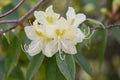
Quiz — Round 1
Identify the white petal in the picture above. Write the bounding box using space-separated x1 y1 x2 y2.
34 11 47 24
44 40 58 57
27 40 41 56
73 13 86 28
45 5 53 13
61 40 77 54
24 26 39 40
64 27 77 41
45 25 56 38
66 7 76 20
46 5 60 24
76 28 85 42
55 17 68 27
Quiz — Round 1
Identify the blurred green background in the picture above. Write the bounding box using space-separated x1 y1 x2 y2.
0 0 120 80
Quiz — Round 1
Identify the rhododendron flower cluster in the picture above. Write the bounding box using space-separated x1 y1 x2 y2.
24 5 86 58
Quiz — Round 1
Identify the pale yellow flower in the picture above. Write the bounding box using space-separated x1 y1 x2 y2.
34 5 60 25
24 6 87 58
24 20 51 57
66 7 86 28
45 17 83 58
66 7 86 42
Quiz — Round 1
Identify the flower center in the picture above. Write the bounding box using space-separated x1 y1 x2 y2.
35 29 44 38
55 29 66 37
34 28 52 42
46 16 53 24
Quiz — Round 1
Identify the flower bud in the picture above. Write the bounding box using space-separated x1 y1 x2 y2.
84 3 95 13
112 0 120 11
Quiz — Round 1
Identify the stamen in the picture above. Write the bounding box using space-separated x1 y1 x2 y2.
46 16 53 24
55 29 66 36
29 20 33 26
21 44 29 53
84 27 90 37
84 29 95 39
59 50 66 60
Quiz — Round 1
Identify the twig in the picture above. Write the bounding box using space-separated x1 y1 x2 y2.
19 0 48 22
0 20 18 24
0 0 119 35
106 24 120 29
0 0 25 18
0 24 18 34
90 24 120 30
0 0 48 35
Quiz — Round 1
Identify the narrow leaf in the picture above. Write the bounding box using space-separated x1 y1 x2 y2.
9 65 25 80
5 37 21 76
74 53 93 76
87 18 104 28
56 54 75 80
25 53 44 80
111 27 120 44
3 32 10 44
0 57 5 80
46 56 66 80
46 56 56 80
98 30 107 64
91 30 107 64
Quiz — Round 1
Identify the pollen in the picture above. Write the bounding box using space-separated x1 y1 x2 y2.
46 16 53 24
55 29 66 36
35 30 44 38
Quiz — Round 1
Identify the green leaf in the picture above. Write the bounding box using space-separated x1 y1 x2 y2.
46 56 57 80
56 67 66 80
74 53 93 76
25 53 44 80
0 57 5 80
91 29 107 64
87 18 104 28
3 32 10 44
46 56 56 80
97 30 107 64
0 35 9 49
111 27 120 44
46 56 66 80
8 65 24 80
5 36 21 76
56 54 75 80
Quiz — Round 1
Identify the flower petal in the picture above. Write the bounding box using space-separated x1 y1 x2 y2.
45 5 54 13
34 11 47 24
26 40 41 56
45 25 56 38
66 7 76 20
46 5 60 24
44 40 58 57
76 28 85 42
25 26 39 40
61 40 77 54
56 17 68 25
73 13 86 27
